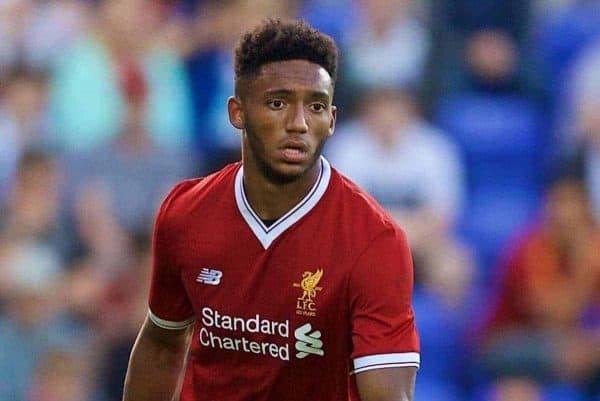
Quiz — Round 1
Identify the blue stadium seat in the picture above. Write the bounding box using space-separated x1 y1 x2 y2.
414 379 461 401
459 188 539 274
435 93 540 161
435 92 542 272
413 288 468 400
469 381 587 401
543 383 587 401
534 3 600 94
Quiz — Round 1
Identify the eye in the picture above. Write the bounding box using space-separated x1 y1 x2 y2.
268 100 285 110
309 103 326 112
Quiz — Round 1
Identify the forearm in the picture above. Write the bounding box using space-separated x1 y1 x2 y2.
356 367 416 401
123 319 192 401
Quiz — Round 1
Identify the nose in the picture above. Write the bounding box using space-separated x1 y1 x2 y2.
286 104 309 134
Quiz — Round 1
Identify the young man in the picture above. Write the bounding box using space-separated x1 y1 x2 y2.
123 19 419 401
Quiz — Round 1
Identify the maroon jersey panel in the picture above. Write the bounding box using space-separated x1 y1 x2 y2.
148 158 419 401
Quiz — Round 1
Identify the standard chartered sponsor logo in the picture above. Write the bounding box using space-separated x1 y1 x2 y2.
200 307 290 360
199 307 325 361
294 323 324 358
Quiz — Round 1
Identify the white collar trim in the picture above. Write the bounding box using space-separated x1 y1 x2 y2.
234 156 331 249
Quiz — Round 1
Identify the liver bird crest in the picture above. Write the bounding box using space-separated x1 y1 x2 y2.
294 269 323 300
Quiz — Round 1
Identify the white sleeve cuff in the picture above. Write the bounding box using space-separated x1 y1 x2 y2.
148 309 195 330
351 352 420 375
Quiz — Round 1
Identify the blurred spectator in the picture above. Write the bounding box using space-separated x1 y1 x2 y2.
481 176 600 398
0 150 84 401
50 0 192 152
435 29 543 272
0 123 18 206
68 184 133 277
98 233 152 400
184 0 297 171
27 349 94 401
0 0 88 74
426 0 532 103
531 1 600 159
565 38 600 222
0 68 53 204
463 30 521 92
490 378 543 401
46 230 152 401
0 239 88 401
342 0 429 92
55 230 150 400
431 0 530 40
300 0 358 46
63 66 194 235
329 88 468 282
0 150 74 264
329 88 465 238
532 1 600 104
0 68 53 148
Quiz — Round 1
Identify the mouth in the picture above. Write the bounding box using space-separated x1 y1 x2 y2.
279 141 310 164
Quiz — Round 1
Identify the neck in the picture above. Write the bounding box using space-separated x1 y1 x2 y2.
242 158 322 221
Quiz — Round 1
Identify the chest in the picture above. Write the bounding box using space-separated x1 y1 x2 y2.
178 223 356 370
182 234 348 323
175 220 352 332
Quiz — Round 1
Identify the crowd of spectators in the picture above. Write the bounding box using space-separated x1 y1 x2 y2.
1 1 600 400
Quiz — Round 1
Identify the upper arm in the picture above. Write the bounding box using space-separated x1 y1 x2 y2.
355 367 417 401
148 183 196 329
349 227 420 376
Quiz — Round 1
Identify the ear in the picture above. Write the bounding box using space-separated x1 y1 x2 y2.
328 105 337 137
228 96 245 130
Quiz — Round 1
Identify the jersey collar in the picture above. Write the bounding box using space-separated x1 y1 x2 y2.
234 156 331 249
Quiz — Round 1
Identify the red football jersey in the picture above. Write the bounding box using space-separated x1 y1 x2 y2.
149 157 420 401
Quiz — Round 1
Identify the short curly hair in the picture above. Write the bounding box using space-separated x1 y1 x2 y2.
234 19 338 95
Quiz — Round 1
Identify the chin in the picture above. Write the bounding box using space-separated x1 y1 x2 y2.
266 163 308 184
259 158 316 184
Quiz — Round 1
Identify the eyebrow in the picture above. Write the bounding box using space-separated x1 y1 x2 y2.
263 88 331 100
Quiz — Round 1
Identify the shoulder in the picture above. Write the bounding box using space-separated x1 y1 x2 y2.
329 167 406 244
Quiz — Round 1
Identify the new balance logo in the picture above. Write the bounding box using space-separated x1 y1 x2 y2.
294 323 325 359
196 268 223 285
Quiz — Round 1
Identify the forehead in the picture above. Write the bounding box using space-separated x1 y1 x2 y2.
249 60 333 96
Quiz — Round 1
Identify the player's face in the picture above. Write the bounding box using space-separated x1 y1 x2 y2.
229 60 336 184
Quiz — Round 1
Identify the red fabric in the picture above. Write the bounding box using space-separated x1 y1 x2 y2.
486 227 600 334
148 164 419 401
118 59 147 106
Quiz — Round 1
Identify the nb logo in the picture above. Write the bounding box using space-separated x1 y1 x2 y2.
294 323 325 359
196 268 223 285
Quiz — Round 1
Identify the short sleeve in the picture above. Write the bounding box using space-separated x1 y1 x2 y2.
148 182 195 330
349 228 420 374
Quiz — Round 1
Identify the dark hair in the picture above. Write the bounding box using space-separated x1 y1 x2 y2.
234 19 338 94
18 149 55 172
1 65 48 98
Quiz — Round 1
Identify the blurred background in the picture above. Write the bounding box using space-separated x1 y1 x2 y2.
1 0 600 400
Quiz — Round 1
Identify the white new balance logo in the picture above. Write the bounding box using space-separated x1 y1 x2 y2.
294 323 325 359
196 268 223 285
